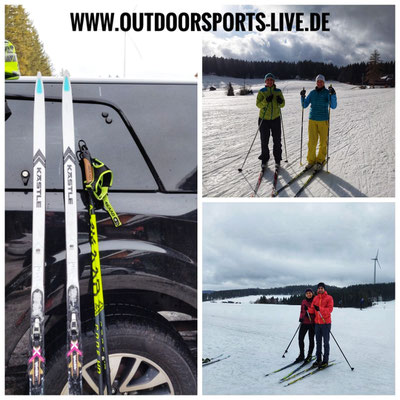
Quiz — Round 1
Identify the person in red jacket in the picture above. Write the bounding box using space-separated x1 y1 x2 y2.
295 288 315 363
308 282 334 368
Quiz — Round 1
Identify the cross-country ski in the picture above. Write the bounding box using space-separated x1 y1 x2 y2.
62 73 83 395
28 72 46 395
284 361 338 387
203 355 231 367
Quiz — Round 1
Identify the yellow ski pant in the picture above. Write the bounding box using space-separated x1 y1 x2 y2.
307 119 329 164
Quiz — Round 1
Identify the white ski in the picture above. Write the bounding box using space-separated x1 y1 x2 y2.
28 72 46 395
62 73 83 394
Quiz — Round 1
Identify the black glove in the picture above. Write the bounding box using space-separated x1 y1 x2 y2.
304 305 308 311
329 86 336 95
314 305 320 312
299 318 303 323
266 94 273 102
276 96 283 104
300 89 306 97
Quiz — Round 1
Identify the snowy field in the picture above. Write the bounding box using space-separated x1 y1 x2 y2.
203 300 394 395
202 76 395 197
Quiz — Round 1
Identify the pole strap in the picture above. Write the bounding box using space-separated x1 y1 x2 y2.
85 159 121 228
77 140 122 228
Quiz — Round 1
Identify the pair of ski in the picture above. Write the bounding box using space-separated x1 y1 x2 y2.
251 164 280 197
265 357 336 386
271 159 328 197
283 360 337 387
28 73 111 395
202 354 231 367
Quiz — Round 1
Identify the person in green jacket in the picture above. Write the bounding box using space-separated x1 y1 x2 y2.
256 73 285 168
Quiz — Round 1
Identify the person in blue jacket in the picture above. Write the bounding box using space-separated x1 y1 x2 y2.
300 74 337 171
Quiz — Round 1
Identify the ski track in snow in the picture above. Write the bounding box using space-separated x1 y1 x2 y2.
202 77 395 197
203 300 394 395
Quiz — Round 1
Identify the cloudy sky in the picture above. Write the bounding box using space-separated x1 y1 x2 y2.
203 202 395 291
203 5 395 66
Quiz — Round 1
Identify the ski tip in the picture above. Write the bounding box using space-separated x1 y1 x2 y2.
63 75 71 92
36 72 43 94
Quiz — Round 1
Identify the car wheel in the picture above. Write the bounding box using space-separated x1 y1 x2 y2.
45 314 197 395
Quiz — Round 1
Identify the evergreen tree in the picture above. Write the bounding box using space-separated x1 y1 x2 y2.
366 50 382 86
5 5 53 76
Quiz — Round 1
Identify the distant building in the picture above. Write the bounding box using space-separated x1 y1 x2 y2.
375 74 395 87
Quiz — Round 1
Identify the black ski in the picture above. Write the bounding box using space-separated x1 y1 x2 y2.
279 356 316 382
265 360 302 377
272 167 310 197
294 160 327 198
284 362 337 387
202 353 223 364
203 355 230 367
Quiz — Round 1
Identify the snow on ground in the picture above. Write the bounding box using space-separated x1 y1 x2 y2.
202 76 395 197
203 300 394 395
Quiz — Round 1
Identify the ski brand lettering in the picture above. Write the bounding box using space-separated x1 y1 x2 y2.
67 165 74 204
35 167 42 207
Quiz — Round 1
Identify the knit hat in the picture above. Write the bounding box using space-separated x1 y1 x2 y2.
264 73 276 81
316 74 325 83
305 288 313 294
317 282 326 289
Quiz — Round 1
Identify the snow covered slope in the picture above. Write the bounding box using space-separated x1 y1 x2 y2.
202 77 395 197
203 300 394 395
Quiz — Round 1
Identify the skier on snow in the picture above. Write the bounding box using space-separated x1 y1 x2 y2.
295 288 315 363
300 74 337 171
256 73 285 169
308 282 334 369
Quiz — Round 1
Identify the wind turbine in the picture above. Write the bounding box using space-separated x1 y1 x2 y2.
371 249 382 284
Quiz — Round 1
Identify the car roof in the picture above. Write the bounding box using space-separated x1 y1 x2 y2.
9 76 197 85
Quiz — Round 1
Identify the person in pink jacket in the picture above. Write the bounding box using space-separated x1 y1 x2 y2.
295 288 315 363
308 282 334 368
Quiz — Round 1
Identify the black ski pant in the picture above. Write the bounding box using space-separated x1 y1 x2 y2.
298 323 315 358
315 323 331 363
258 116 282 164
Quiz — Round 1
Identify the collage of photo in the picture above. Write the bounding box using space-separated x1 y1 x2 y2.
4 2 396 397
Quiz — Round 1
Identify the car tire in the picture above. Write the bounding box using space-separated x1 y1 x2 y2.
44 313 197 395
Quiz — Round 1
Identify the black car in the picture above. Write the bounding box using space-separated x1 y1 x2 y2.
5 77 197 395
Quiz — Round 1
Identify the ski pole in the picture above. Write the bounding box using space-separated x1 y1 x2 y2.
317 310 354 371
326 85 332 173
300 88 305 166
330 331 354 371
77 141 113 395
280 109 288 163
282 323 301 358
238 108 266 172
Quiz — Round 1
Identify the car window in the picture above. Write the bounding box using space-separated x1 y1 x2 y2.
5 95 157 191
97 83 198 192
